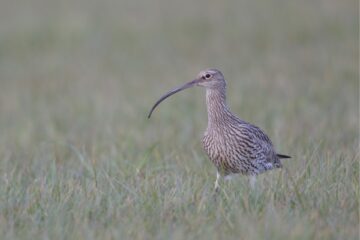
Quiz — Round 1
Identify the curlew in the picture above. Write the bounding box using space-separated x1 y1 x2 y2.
148 69 290 191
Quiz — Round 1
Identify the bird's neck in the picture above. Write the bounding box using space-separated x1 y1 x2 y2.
206 87 231 127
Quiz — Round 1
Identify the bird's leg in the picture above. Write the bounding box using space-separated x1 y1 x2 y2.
214 171 221 193
249 175 257 189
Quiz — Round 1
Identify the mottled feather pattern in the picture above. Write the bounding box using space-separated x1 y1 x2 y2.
202 83 282 176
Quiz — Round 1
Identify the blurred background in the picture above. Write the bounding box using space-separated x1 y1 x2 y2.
0 0 358 239
0 0 357 147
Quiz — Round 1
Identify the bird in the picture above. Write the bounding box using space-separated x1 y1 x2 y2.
148 69 290 191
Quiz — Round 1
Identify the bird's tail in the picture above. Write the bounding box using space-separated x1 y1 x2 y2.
277 154 291 159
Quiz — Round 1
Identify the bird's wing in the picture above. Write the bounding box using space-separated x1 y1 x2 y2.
235 123 278 163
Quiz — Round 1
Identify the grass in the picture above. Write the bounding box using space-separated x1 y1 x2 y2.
0 0 358 239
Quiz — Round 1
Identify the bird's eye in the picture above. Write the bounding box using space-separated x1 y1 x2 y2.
205 74 211 79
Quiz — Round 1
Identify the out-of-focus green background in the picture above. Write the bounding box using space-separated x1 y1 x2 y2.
0 0 358 239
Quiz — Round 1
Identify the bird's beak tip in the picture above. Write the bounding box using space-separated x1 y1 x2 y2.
147 79 198 119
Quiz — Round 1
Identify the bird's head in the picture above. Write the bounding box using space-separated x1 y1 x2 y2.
195 69 226 89
148 69 226 118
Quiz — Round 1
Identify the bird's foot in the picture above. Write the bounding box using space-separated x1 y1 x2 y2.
214 183 220 193
212 171 221 199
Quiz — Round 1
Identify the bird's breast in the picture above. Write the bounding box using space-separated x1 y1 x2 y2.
202 126 259 175
202 129 237 163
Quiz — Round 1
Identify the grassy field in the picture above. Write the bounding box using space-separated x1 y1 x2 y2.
0 0 358 239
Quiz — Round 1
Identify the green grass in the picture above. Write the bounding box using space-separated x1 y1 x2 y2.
0 0 358 239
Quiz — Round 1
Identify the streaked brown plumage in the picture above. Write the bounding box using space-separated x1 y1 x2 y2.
148 69 290 190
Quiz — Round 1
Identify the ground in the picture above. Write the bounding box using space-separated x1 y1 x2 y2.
0 0 358 239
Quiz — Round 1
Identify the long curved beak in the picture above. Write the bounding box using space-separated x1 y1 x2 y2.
148 79 199 118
